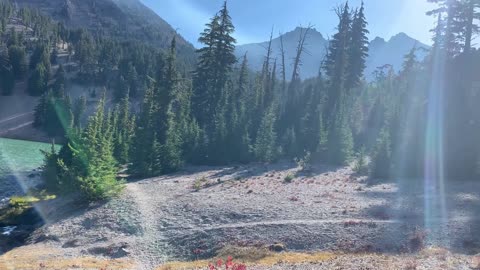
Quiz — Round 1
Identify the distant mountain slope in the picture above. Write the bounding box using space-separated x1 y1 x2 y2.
235 27 329 80
365 33 429 79
11 0 195 58
235 28 430 80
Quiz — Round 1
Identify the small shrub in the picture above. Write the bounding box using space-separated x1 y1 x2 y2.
193 177 208 191
295 151 312 172
268 243 286 252
208 256 247 270
353 147 368 175
283 173 294 183
404 260 417 270
408 228 427 252
370 128 392 179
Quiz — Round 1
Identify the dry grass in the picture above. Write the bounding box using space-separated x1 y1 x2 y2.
0 245 135 270
157 246 336 270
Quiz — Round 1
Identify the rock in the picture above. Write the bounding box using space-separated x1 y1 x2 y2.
63 239 82 248
269 243 286 252
34 233 60 243
88 242 130 258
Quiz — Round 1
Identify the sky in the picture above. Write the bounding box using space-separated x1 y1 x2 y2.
141 0 437 47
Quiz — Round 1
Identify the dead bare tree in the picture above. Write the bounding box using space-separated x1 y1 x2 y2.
290 24 313 84
264 27 274 72
279 32 287 93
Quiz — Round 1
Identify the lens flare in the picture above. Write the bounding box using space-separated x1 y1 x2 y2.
423 43 448 245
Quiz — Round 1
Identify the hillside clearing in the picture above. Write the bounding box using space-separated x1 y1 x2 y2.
9 162 478 269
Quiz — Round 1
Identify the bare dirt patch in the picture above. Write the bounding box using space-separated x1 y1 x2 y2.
9 162 480 269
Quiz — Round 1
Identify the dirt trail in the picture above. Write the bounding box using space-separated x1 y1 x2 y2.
126 183 173 269
0 112 33 124
0 121 34 135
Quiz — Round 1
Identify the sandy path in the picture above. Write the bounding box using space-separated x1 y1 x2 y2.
0 121 34 135
0 112 34 125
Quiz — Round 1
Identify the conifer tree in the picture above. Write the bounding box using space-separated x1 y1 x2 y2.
0 47 15 95
346 2 369 90
72 95 86 128
130 85 161 177
28 63 48 96
324 2 352 119
73 92 123 200
370 127 392 178
254 106 278 162
193 1 236 124
327 99 354 165
157 37 188 172
192 1 237 163
113 93 135 164
8 45 27 80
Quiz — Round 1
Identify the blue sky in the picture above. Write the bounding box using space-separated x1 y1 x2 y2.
141 0 436 47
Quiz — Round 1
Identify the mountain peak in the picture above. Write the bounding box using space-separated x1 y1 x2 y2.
370 37 386 45
236 27 429 80
284 26 324 39
389 32 412 42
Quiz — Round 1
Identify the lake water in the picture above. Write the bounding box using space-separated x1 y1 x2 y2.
0 138 56 250
0 138 60 204
0 138 56 178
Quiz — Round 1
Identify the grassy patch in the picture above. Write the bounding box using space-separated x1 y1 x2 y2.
0 193 56 224
157 247 336 270
0 245 135 270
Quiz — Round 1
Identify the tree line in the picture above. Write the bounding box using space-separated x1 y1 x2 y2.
1 0 479 201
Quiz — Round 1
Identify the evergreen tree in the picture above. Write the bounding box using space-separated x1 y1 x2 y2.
33 90 73 136
327 99 354 165
193 1 236 126
113 93 135 164
130 86 161 177
28 63 49 96
73 92 123 200
192 1 237 163
0 47 15 95
370 127 392 178
346 2 369 90
72 95 87 128
324 2 352 119
254 106 278 162
8 45 27 80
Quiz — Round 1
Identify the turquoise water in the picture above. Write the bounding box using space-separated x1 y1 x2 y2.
0 138 58 178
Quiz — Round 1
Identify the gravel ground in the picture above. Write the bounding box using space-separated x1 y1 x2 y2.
18 162 480 269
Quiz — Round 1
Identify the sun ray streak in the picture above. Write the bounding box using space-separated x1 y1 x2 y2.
424 44 448 245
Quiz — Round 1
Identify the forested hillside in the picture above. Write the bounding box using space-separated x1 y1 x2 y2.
11 0 196 63
1 0 480 202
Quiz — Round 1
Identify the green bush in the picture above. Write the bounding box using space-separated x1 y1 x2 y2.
193 177 208 191
353 147 368 175
284 173 294 183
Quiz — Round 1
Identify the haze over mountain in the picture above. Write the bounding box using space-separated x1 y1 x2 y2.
235 27 430 80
